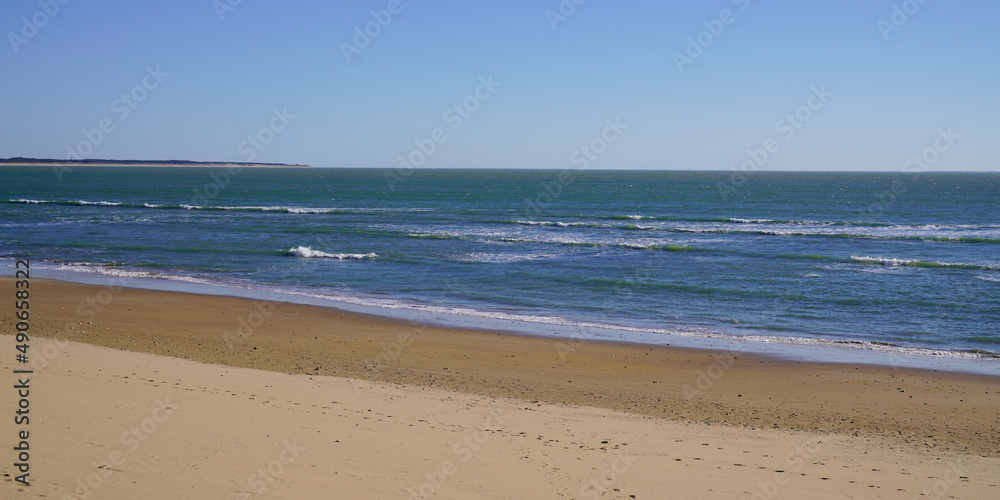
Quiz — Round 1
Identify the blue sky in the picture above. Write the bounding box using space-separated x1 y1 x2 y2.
1 0 997 170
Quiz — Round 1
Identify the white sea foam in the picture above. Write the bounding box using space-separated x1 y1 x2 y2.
57 263 156 280
269 288 993 360
171 205 433 214
219 205 282 211
515 220 605 228
661 221 1000 243
281 206 433 214
77 200 122 206
455 252 556 264
12 199 45 204
286 208 330 214
517 220 576 227
850 256 916 266
727 218 839 226
287 246 377 260
729 218 774 223
39 263 219 286
849 255 1000 270
619 243 652 250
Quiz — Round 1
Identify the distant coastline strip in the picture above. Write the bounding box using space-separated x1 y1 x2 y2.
0 157 312 168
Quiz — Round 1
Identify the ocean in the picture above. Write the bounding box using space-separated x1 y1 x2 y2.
2 166 999 371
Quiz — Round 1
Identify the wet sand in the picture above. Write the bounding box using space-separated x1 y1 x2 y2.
2 278 999 498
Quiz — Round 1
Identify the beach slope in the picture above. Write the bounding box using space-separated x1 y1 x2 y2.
1 278 999 498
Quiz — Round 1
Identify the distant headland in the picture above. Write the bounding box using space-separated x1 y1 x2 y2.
0 157 313 168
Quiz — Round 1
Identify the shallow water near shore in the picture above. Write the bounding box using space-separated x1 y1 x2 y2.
2 166 999 372
14 268 999 376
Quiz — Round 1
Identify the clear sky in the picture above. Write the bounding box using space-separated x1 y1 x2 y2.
1 0 997 170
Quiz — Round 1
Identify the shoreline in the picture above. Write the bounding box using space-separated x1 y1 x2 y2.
3 277 998 459
23 266 1000 376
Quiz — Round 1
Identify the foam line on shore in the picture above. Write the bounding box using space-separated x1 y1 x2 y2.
10 264 1000 376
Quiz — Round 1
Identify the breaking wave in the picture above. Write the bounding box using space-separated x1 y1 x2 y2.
286 246 377 260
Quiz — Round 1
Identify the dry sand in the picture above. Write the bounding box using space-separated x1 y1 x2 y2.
2 278 999 498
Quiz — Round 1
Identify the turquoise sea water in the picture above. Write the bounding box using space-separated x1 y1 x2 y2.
2 166 999 367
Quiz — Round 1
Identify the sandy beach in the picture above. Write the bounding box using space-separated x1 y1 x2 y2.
2 278 999 498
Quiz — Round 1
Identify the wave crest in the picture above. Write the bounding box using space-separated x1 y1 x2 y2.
287 246 377 260
850 255 999 271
